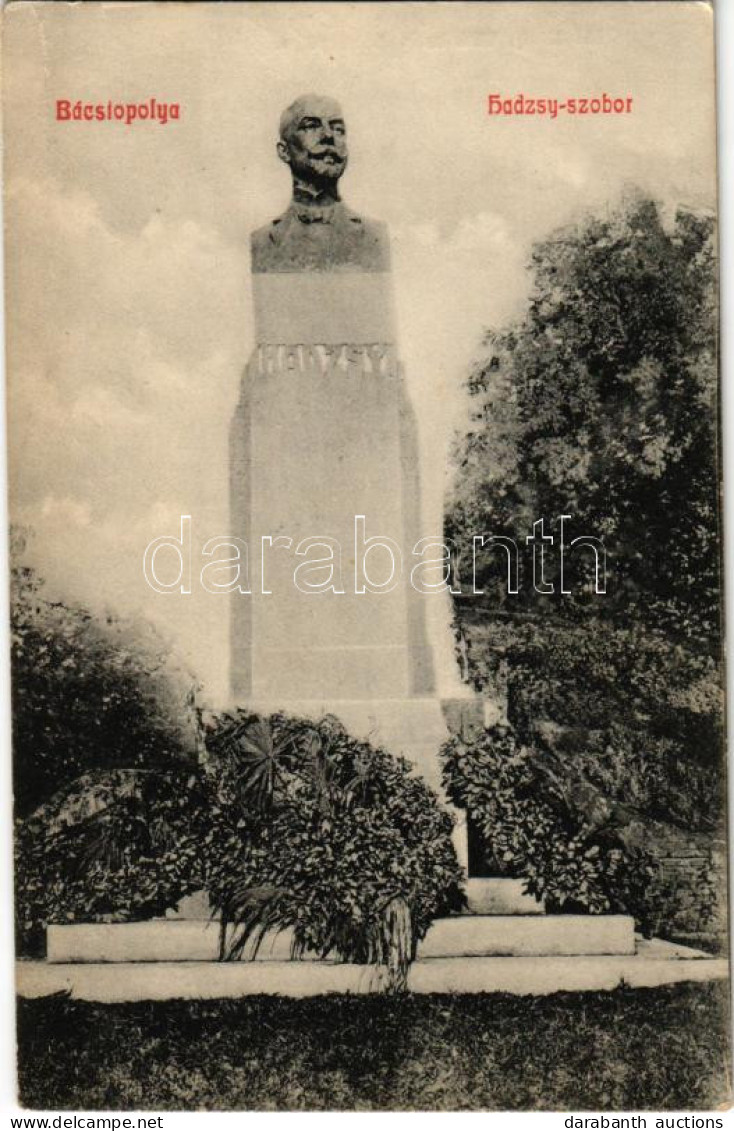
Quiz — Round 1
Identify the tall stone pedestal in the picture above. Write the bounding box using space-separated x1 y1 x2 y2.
228 236 480 876
230 270 434 702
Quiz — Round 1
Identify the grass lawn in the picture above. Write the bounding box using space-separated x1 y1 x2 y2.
17 982 731 1111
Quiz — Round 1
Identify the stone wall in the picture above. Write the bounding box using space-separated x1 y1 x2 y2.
653 846 728 952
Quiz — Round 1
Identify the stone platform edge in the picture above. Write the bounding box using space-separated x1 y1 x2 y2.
47 914 636 963
17 943 728 1002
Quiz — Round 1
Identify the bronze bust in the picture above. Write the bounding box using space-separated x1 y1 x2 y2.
251 94 390 273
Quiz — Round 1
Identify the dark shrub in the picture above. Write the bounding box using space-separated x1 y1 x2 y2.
441 723 658 929
202 711 463 988
15 768 207 955
16 710 463 988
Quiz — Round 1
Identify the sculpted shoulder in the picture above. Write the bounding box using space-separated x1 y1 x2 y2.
250 216 284 267
342 208 390 262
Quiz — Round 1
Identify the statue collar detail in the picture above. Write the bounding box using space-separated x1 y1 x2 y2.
288 200 342 225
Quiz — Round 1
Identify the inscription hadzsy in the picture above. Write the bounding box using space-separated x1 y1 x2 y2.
251 343 398 379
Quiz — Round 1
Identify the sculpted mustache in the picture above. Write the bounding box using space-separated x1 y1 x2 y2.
310 150 345 161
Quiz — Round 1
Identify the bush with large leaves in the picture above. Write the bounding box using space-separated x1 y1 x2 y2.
443 196 723 939
440 723 657 930
446 196 723 838
202 711 463 988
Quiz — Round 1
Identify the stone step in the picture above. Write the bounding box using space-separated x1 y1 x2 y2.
18 945 728 1002
47 913 635 964
422 914 634 957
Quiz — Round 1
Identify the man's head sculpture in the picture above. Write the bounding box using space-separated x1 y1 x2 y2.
250 93 388 272
276 95 348 193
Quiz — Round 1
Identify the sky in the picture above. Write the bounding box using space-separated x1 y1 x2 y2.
3 0 717 702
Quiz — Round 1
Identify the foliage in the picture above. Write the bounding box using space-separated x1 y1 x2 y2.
441 723 658 929
640 860 720 943
445 197 723 937
447 197 719 646
202 711 463 988
11 536 462 978
16 708 463 986
15 768 208 955
10 529 200 818
459 613 725 834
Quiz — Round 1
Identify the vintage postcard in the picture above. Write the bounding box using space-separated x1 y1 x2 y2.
3 0 729 1113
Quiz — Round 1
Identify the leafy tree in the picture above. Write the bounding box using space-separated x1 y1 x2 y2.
446 197 724 932
12 536 462 983
448 196 719 645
